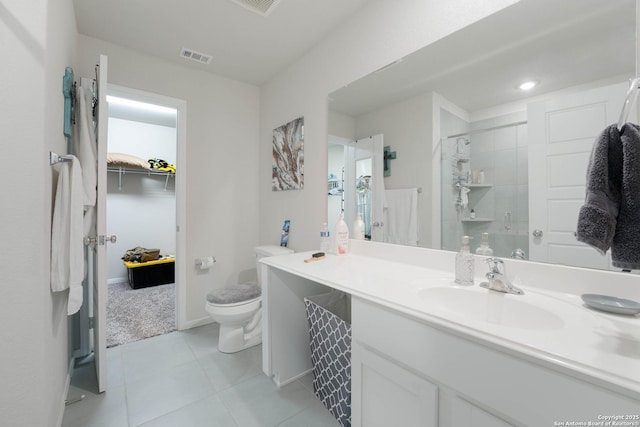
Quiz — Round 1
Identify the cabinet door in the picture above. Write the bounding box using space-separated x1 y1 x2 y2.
352 343 438 427
452 396 513 427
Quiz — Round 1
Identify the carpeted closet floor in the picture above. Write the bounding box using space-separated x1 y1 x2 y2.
107 282 176 347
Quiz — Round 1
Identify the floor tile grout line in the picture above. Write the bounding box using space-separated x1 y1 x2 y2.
217 391 242 427
130 389 221 427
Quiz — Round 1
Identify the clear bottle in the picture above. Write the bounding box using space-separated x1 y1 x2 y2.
455 235 474 286
352 212 365 240
475 232 494 256
470 209 476 219
320 222 331 253
334 212 350 255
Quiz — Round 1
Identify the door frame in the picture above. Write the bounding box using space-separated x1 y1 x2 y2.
107 84 188 329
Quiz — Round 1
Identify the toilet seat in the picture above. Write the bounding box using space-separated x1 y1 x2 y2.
206 282 260 306
206 296 260 309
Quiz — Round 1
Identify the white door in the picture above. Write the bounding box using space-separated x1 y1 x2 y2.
93 54 109 392
528 82 628 269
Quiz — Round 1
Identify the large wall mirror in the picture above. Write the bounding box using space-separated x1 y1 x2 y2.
327 0 636 271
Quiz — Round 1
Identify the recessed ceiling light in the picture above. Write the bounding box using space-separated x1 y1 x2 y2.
518 80 538 91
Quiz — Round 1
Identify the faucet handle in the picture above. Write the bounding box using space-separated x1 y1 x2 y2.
485 257 504 274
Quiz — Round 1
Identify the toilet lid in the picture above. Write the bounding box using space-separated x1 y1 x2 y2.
206 282 260 305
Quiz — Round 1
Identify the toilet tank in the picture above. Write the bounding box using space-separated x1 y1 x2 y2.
255 246 294 285
254 245 294 263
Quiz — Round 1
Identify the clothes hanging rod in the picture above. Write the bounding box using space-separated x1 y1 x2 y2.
445 120 528 140
49 151 73 165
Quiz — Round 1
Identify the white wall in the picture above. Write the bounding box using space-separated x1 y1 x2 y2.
76 35 261 324
259 0 519 252
107 118 177 282
0 0 77 425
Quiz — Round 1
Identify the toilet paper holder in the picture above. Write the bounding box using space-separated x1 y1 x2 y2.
195 257 216 269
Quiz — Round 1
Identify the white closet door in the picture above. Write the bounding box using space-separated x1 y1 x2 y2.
93 54 109 392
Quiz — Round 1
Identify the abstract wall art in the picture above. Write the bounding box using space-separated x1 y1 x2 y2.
272 116 304 191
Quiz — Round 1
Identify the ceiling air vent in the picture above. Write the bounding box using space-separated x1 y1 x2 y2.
230 0 282 16
179 48 213 65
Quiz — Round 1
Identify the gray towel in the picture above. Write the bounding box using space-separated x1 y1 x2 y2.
576 123 640 269
576 124 622 254
612 123 640 269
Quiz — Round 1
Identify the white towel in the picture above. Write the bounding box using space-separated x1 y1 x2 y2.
74 83 97 208
460 187 470 208
383 188 419 246
50 156 85 315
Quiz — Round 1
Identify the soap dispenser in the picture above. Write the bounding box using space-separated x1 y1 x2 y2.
475 232 494 256
455 235 474 286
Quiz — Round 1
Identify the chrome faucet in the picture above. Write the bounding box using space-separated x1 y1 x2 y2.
479 258 524 295
511 248 526 260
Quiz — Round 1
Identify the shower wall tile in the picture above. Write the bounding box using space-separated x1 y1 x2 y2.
468 188 494 219
493 185 517 232
517 147 529 184
517 184 529 221
491 233 516 258
494 126 517 151
517 124 528 147
471 132 493 153
493 148 517 185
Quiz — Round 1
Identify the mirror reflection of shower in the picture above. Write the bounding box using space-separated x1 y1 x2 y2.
440 109 529 259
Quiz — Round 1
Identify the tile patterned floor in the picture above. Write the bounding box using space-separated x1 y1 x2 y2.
62 323 340 427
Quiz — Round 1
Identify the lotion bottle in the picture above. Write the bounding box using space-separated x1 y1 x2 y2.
352 212 365 240
455 235 474 286
334 212 350 255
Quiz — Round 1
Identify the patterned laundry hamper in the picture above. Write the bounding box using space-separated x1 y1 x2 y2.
304 291 352 427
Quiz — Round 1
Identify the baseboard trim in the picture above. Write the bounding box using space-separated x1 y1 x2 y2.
107 277 128 285
57 357 75 427
180 317 214 331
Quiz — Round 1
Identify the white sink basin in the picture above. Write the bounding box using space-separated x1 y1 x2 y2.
418 286 565 330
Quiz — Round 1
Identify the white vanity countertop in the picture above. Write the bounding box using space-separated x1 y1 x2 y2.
261 250 640 400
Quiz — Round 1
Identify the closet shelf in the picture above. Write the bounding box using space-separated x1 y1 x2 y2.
107 167 174 191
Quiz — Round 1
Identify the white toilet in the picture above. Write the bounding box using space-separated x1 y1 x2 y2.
205 245 294 353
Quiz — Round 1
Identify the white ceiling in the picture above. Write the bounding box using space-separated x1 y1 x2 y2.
73 0 372 86
329 0 636 117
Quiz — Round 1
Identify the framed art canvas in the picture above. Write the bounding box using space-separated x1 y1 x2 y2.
272 117 304 191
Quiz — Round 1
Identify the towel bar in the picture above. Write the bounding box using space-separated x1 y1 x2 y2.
49 151 73 165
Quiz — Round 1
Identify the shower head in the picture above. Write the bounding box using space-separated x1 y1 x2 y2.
455 136 471 156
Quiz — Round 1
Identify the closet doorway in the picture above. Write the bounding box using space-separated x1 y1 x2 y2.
104 85 187 347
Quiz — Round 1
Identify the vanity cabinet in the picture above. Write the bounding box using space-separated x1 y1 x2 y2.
451 397 512 427
351 297 639 427
352 343 438 426
261 248 640 426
